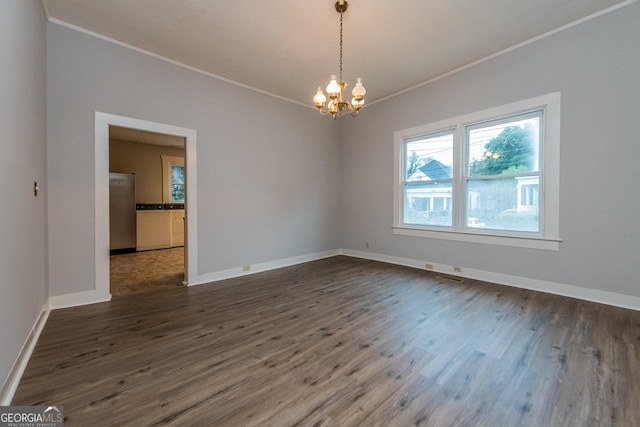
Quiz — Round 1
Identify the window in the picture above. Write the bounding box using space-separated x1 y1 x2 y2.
171 164 185 202
162 155 185 203
393 93 560 250
466 111 541 233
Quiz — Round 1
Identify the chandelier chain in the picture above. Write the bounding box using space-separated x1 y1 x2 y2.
339 10 343 83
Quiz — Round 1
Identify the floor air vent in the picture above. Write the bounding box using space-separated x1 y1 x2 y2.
436 274 464 283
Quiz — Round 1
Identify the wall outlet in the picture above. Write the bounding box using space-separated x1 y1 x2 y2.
453 266 462 273
425 263 434 270
365 242 370 249
242 265 251 272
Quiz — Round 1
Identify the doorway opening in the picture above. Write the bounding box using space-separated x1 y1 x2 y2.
95 112 198 301
109 126 186 297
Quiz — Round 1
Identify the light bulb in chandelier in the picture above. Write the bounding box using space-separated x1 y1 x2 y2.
313 87 327 108
328 100 339 114
352 77 366 101
326 75 341 99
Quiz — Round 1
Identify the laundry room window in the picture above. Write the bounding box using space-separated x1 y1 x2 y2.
171 164 185 202
162 155 185 203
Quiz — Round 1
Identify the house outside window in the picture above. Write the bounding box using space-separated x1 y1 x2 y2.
393 93 561 250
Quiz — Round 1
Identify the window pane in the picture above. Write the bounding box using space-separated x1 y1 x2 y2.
171 183 185 202
468 113 540 177
405 132 453 181
172 165 185 183
404 182 453 227
466 177 539 232
170 164 185 202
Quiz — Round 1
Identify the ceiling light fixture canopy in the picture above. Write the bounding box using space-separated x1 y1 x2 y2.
313 0 366 119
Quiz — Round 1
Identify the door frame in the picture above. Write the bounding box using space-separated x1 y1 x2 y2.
95 112 198 299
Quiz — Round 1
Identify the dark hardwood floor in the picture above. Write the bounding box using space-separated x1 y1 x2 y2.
13 256 640 426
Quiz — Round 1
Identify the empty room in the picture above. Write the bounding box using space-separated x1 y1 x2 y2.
1 0 639 425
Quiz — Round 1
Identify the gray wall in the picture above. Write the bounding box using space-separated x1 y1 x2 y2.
47 24 342 296
0 1 48 391
340 2 640 297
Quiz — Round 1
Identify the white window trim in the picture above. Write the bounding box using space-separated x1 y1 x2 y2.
162 155 185 204
393 92 561 251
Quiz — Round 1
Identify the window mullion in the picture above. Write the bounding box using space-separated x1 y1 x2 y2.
452 124 465 231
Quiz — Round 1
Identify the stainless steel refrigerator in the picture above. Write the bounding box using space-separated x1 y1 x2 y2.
109 173 136 254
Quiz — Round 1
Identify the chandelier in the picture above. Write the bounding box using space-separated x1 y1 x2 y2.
313 0 366 119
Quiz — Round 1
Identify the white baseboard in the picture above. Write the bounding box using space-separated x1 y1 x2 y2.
339 249 640 311
0 301 50 405
48 289 111 310
188 249 340 287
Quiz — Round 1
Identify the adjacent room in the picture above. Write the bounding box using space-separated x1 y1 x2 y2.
2 0 639 425
108 126 186 297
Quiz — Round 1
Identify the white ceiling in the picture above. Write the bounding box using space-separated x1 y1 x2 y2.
43 0 631 107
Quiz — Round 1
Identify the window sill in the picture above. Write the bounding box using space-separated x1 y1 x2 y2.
392 226 561 251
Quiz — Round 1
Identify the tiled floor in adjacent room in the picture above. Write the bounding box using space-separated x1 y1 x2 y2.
109 247 185 297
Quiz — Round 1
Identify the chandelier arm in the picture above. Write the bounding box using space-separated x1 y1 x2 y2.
347 101 360 112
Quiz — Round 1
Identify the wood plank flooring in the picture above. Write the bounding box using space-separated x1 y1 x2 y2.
13 256 640 426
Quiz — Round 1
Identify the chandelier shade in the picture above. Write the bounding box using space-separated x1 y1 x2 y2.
313 1 366 119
